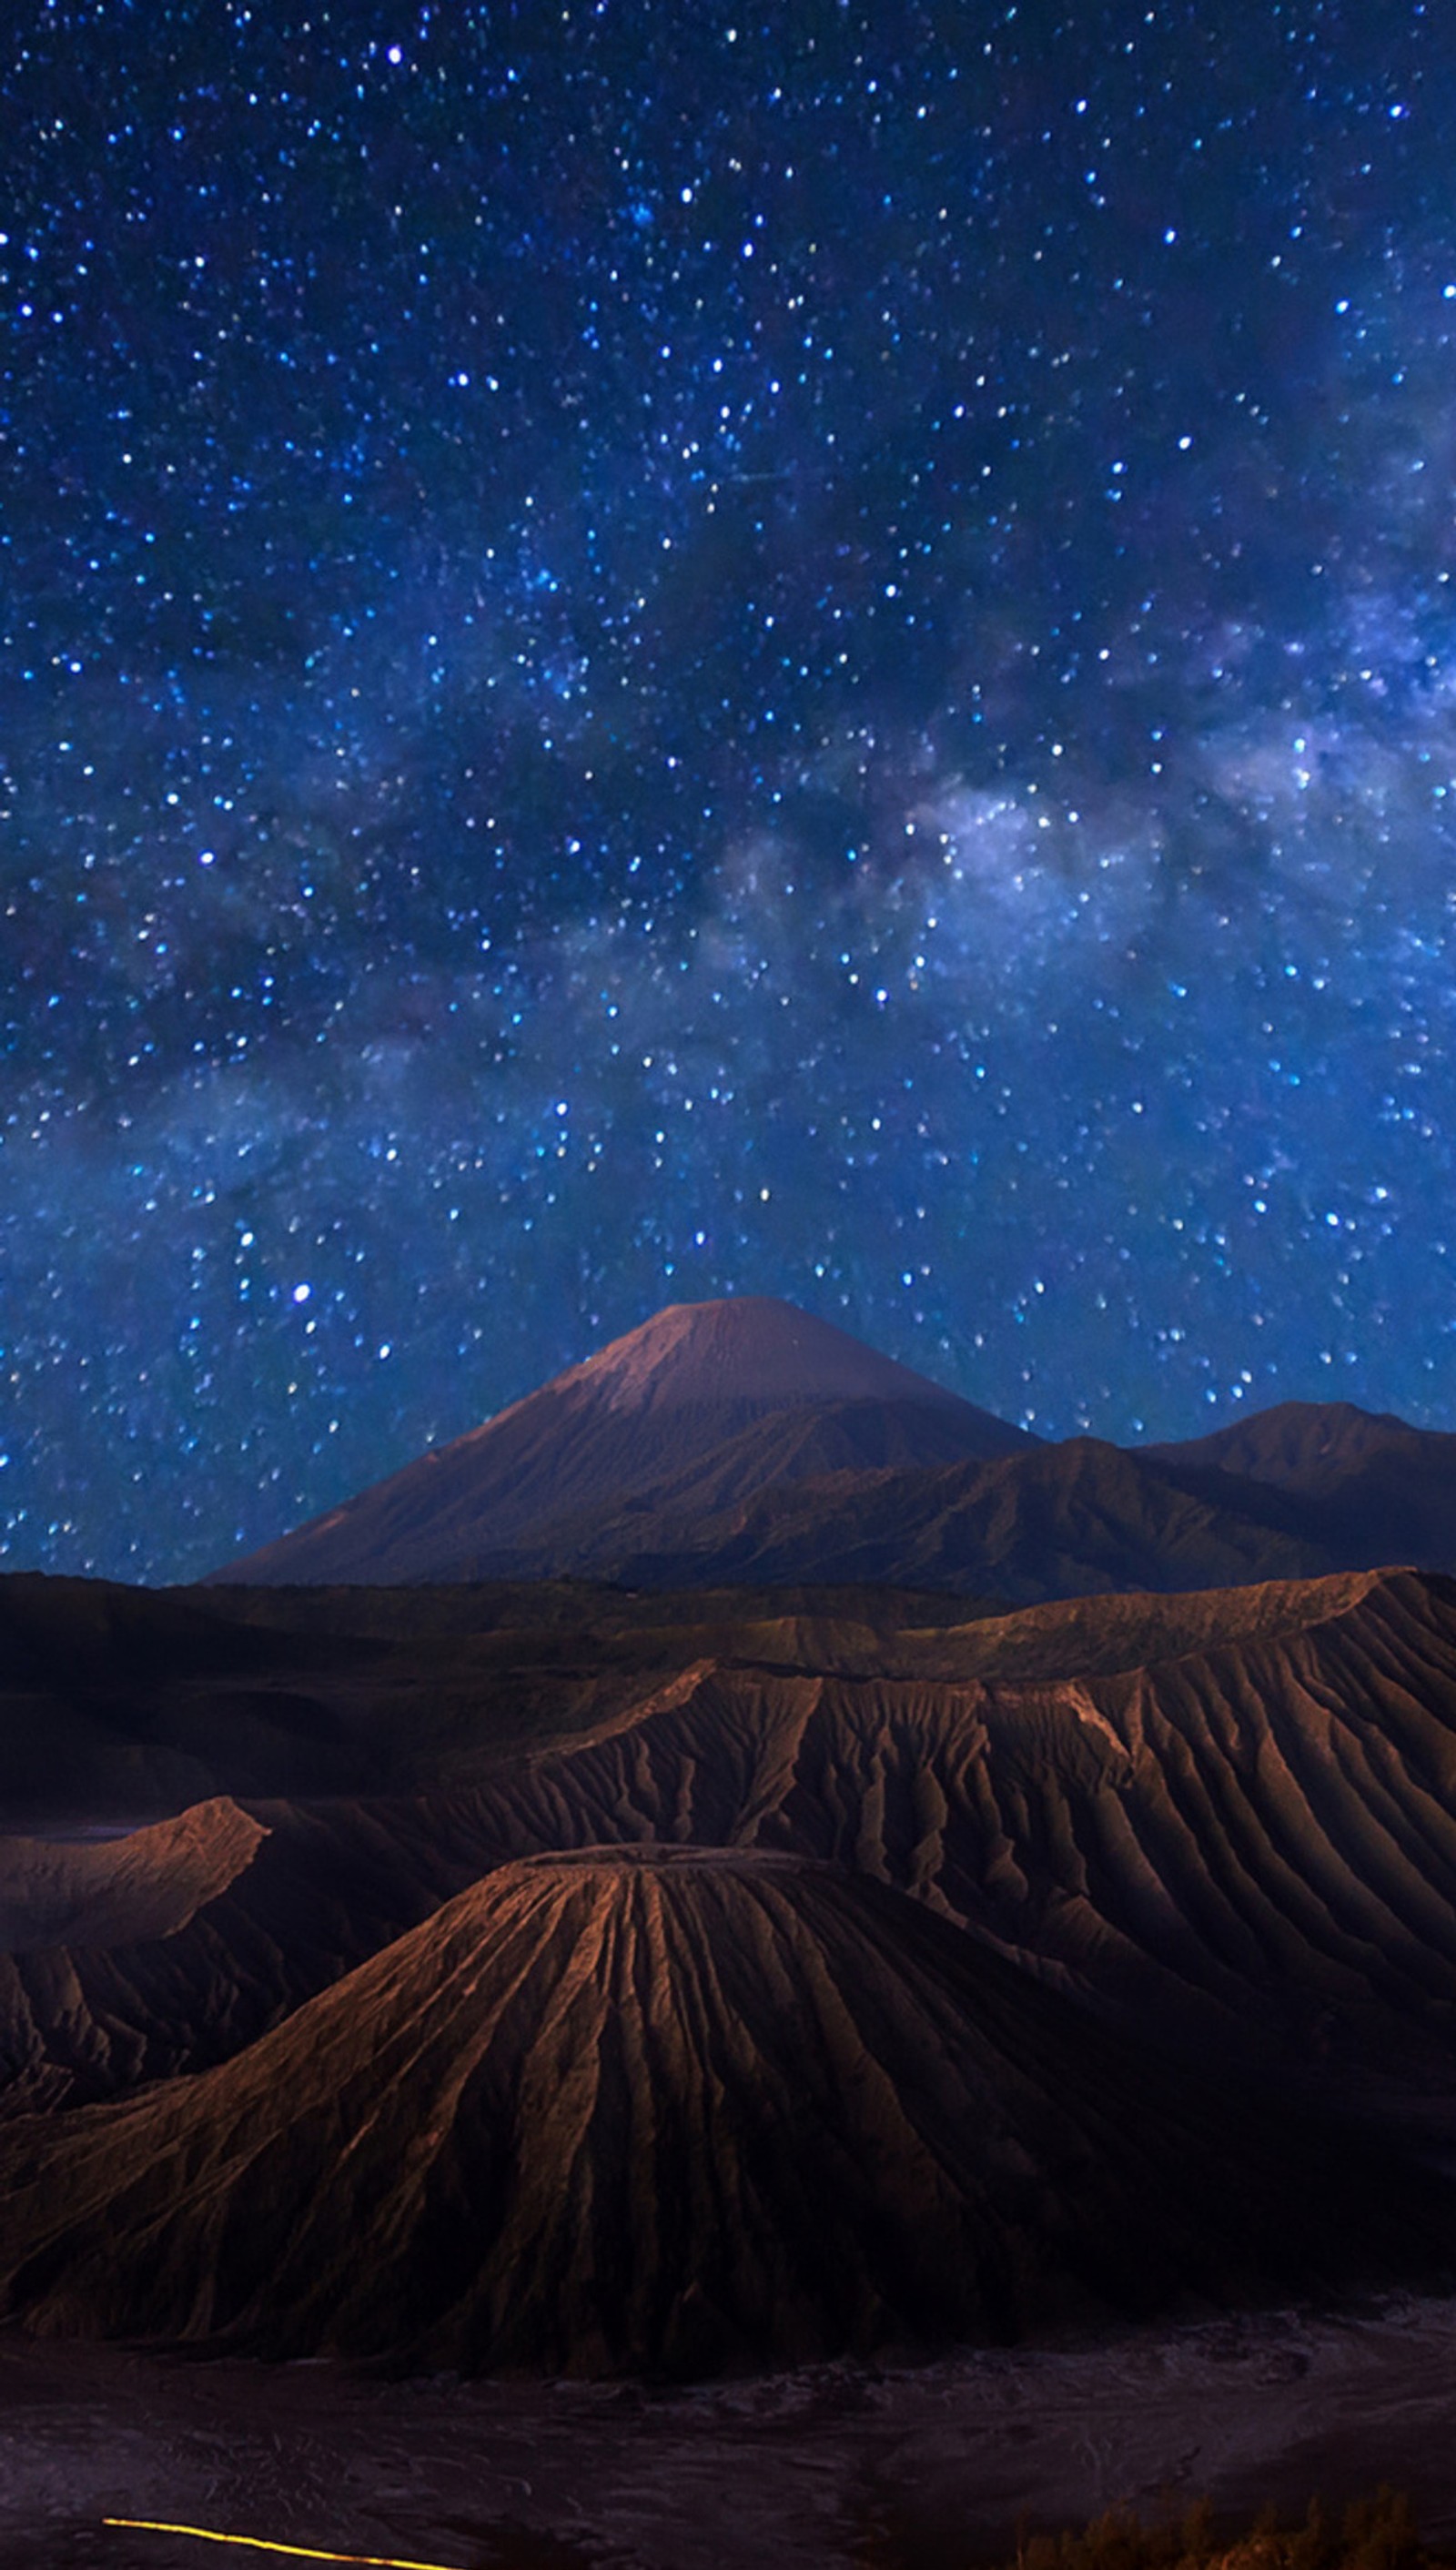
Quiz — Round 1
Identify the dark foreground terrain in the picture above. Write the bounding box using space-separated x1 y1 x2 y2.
6 2296 1456 2570
6 1563 1456 2377
8 1422 1456 2556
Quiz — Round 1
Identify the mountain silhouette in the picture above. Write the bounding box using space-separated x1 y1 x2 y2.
209 1299 1033 1585
207 1312 1456 1600
1148 1401 1456 1573
6 1317 1456 2384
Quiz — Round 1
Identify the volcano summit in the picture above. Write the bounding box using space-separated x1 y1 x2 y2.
211 1298 1456 1598
214 1296 1034 1586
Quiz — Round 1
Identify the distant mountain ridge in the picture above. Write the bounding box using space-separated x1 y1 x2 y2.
541 1433 1338 1598
1146 1401 1456 1577
208 1302 1456 1600
211 1298 1035 1586
1146 1398 1440 1490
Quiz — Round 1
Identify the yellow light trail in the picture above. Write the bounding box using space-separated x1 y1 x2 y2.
102 2519 467 2570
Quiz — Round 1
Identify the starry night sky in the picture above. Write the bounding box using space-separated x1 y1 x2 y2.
5 1 1456 1582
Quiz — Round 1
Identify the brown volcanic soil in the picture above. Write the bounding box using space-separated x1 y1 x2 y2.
0 1800 267 1955
0 1568 1011 1819
0 1790 516 2113
442 1568 1456 2111
9 1568 1456 2128
1 1845 1441 2379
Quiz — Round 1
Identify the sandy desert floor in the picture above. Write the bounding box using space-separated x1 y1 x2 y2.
6 2292 1456 2570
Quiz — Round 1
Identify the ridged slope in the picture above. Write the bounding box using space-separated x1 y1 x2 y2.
554 1435 1344 1599
438 1395 1029 1581
11 1570 1456 2121
0 1800 266 1955
445 1569 1456 2102
1148 1403 1456 1574
0 1847 1439 2376
0 1793 509 2112
208 1300 1030 1586
1146 1399 1443 1483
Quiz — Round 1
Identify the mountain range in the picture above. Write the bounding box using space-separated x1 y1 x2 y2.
213 1297 1456 1599
7 1297 1456 2375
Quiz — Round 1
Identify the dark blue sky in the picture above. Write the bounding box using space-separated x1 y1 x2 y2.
4 0 1456 1580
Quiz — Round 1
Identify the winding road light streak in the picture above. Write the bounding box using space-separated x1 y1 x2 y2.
102 2520 467 2570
